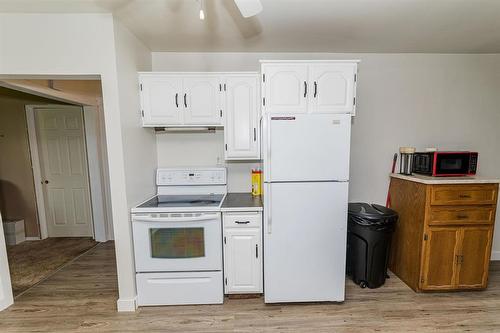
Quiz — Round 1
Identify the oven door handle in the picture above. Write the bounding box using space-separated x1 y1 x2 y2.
133 214 219 223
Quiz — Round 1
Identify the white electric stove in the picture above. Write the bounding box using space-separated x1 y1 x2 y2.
131 167 227 306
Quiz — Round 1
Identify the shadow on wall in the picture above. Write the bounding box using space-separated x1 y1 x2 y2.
0 180 29 228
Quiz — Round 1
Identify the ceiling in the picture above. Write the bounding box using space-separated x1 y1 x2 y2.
1 0 500 53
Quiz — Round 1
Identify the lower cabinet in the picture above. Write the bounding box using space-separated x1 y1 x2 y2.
422 226 493 290
222 212 263 294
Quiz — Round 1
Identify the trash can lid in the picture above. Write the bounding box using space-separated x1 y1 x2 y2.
348 203 398 220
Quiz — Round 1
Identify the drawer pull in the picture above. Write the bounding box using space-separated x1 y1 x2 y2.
459 194 471 199
235 220 250 224
456 214 469 219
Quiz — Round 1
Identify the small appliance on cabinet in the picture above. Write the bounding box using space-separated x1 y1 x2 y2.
131 168 227 306
413 151 478 177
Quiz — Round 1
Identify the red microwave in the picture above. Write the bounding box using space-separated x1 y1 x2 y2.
412 151 478 177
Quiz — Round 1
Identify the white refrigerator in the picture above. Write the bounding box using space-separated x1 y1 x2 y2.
262 113 351 303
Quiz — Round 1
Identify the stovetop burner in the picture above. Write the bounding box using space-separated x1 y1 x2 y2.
137 194 224 209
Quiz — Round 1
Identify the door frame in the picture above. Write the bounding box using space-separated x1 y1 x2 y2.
0 212 14 311
25 104 109 241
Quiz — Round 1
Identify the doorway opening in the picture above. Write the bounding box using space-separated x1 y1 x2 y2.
0 78 113 298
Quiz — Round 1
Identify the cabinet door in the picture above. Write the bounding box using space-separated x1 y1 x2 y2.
224 75 260 160
309 64 357 114
139 75 183 126
183 76 222 125
262 64 308 114
421 227 460 290
457 226 492 289
224 228 262 294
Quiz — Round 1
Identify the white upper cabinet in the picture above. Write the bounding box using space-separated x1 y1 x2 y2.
139 73 223 127
261 61 358 115
183 76 223 125
309 64 357 114
224 75 260 160
139 75 183 126
263 64 308 114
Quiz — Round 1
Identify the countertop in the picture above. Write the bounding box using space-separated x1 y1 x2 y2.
221 193 263 212
390 173 500 184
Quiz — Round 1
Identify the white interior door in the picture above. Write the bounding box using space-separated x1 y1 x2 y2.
224 75 259 159
140 75 183 126
183 76 222 125
0 212 14 311
264 181 348 303
263 64 308 114
264 113 351 182
309 64 357 114
35 106 94 237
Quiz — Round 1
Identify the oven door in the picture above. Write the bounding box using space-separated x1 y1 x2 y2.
132 212 222 273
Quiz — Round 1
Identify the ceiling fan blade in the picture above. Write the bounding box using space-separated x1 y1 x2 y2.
233 0 263 18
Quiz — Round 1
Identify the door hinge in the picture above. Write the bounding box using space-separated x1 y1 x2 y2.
253 128 256 141
262 73 265 82
220 110 223 117
224 83 226 91
224 236 226 244
263 97 266 106
225 144 227 151
140 83 143 91
141 110 144 117
424 234 428 241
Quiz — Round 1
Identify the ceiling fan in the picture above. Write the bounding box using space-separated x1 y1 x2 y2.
198 0 262 20
234 0 263 18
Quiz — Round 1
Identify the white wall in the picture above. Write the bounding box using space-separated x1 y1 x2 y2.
0 13 154 311
112 18 156 310
152 52 500 255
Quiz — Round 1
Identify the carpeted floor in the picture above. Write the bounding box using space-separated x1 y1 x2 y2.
6 237 98 296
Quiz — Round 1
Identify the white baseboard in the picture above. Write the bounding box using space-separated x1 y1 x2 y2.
491 251 500 261
25 237 40 241
117 297 137 312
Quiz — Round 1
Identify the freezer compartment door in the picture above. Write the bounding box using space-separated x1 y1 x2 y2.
263 113 351 182
263 181 348 303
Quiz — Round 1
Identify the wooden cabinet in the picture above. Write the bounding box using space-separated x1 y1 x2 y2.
224 75 260 160
261 61 358 115
139 73 223 127
389 177 498 292
222 212 263 294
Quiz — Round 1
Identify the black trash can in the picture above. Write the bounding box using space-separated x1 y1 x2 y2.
346 203 398 289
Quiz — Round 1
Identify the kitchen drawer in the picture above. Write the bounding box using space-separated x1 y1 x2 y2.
223 212 262 228
429 206 495 226
430 185 498 206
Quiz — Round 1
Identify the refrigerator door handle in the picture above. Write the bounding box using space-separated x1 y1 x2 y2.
266 185 272 234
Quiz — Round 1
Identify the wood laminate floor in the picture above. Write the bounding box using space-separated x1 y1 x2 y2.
1 241 500 332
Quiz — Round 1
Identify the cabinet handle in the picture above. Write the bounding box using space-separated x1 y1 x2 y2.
235 220 250 224
303 81 307 97
253 128 256 141
456 214 469 219
184 93 187 108
256 244 258 258
175 93 178 108
459 194 471 199
313 81 317 98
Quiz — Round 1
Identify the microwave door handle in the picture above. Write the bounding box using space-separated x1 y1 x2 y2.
133 214 218 223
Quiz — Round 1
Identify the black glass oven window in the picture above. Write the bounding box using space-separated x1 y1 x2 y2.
150 228 205 258
436 154 469 174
